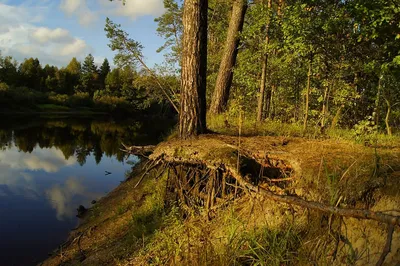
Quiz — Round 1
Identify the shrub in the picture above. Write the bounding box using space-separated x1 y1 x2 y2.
49 94 69 105
69 92 92 107
93 95 130 111
0 82 9 91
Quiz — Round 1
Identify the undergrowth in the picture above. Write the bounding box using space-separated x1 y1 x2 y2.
207 113 400 146
131 202 303 266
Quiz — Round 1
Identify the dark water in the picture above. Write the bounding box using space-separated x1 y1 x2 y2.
0 115 173 266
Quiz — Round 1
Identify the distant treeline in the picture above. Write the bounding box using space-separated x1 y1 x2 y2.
0 53 179 115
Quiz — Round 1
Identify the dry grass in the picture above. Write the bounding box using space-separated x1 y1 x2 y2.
42 132 400 266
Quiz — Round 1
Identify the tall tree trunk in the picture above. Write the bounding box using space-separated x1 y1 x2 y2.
179 0 208 139
209 0 247 114
373 75 382 128
303 57 312 131
268 84 276 119
256 0 272 122
384 98 392 136
321 81 331 128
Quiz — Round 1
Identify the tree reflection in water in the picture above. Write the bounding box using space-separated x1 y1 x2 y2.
0 115 174 165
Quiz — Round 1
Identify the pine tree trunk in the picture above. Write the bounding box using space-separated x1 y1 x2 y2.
256 0 272 122
180 0 208 139
209 0 247 114
303 57 312 131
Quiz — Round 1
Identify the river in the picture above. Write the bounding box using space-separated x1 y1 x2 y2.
0 114 173 266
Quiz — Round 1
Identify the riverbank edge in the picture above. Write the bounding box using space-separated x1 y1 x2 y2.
41 135 400 265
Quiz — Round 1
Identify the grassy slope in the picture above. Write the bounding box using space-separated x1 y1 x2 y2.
42 121 400 266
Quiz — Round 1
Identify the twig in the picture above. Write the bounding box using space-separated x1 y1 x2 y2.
134 160 160 188
375 224 395 266
266 176 296 182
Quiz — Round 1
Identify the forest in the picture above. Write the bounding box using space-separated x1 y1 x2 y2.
109 0 400 138
0 53 176 115
1 0 399 137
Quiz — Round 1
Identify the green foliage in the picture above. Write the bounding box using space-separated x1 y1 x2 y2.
105 18 144 68
93 94 130 111
154 0 183 66
352 117 378 144
0 82 9 91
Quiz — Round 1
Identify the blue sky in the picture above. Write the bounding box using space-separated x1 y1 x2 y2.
0 0 167 67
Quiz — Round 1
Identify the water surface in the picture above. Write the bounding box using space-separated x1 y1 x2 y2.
0 115 172 265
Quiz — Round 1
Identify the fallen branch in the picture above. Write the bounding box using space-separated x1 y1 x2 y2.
266 176 296 182
240 170 398 225
227 167 400 227
121 143 155 156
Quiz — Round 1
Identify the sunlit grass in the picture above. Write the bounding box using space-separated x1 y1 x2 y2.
207 113 400 146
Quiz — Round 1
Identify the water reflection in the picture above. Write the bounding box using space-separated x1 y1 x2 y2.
0 115 173 266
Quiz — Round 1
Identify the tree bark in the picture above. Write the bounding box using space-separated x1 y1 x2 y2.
256 0 273 122
209 0 247 114
303 57 312 131
180 0 208 139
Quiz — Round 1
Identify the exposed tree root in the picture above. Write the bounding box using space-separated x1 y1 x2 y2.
122 141 400 265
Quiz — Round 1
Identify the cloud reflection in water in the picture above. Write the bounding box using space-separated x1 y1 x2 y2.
46 177 98 220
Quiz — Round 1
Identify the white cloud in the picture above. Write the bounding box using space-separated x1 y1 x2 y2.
0 3 91 66
113 0 165 19
60 0 98 26
31 27 72 44
59 38 88 56
99 0 165 19
60 0 81 14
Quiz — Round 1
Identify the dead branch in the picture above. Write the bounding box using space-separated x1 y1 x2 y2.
134 159 161 188
266 176 296 182
227 167 400 227
121 142 155 156
376 224 395 266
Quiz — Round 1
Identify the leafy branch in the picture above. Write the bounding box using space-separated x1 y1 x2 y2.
105 18 180 113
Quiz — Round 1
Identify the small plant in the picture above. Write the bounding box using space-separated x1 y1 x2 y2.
352 116 377 145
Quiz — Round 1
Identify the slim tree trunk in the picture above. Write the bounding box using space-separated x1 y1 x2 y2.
385 98 392 136
256 0 272 122
331 104 344 130
373 75 382 128
321 81 330 128
268 84 276 119
180 0 208 139
209 0 247 114
303 57 312 131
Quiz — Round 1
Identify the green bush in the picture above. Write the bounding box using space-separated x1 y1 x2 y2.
69 92 93 107
0 82 9 91
93 95 130 111
49 94 69 105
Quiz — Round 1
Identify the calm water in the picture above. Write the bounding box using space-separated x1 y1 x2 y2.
0 115 172 266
